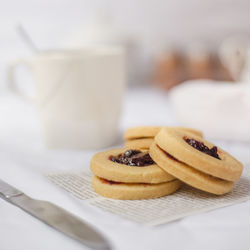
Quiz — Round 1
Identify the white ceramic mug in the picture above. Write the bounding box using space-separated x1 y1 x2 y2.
8 47 126 149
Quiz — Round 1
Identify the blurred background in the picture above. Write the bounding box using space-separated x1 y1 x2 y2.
0 0 250 158
1 0 250 87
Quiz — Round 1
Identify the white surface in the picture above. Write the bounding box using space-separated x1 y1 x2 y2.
0 86 250 250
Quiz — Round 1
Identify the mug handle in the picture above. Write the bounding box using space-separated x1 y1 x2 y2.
8 59 34 101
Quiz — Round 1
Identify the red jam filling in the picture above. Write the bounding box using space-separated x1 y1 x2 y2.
156 145 180 162
100 178 121 185
184 137 221 160
109 149 154 167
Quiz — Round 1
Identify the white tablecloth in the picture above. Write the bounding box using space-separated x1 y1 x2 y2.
1 86 250 250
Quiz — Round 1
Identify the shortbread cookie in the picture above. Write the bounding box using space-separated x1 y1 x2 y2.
150 142 234 195
124 126 203 140
92 175 181 200
155 128 243 181
125 138 154 149
90 148 175 184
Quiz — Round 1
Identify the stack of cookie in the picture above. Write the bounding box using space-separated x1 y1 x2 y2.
149 127 243 195
91 148 181 200
90 126 243 199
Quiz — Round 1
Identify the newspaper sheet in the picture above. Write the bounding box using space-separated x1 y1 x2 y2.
47 165 250 226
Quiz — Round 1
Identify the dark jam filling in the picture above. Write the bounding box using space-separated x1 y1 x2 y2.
184 137 221 160
156 144 180 162
100 178 121 185
109 149 154 167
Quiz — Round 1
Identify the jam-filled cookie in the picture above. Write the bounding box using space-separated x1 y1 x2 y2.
154 128 243 181
90 148 175 184
149 142 234 195
125 138 154 149
92 175 181 200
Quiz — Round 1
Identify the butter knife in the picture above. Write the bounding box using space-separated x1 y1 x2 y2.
0 179 111 250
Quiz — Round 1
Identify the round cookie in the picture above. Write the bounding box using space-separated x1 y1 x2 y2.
149 142 234 195
92 175 182 200
155 128 243 181
125 138 154 149
90 148 175 184
124 126 203 140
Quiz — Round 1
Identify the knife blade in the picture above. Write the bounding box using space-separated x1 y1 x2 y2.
0 179 111 250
